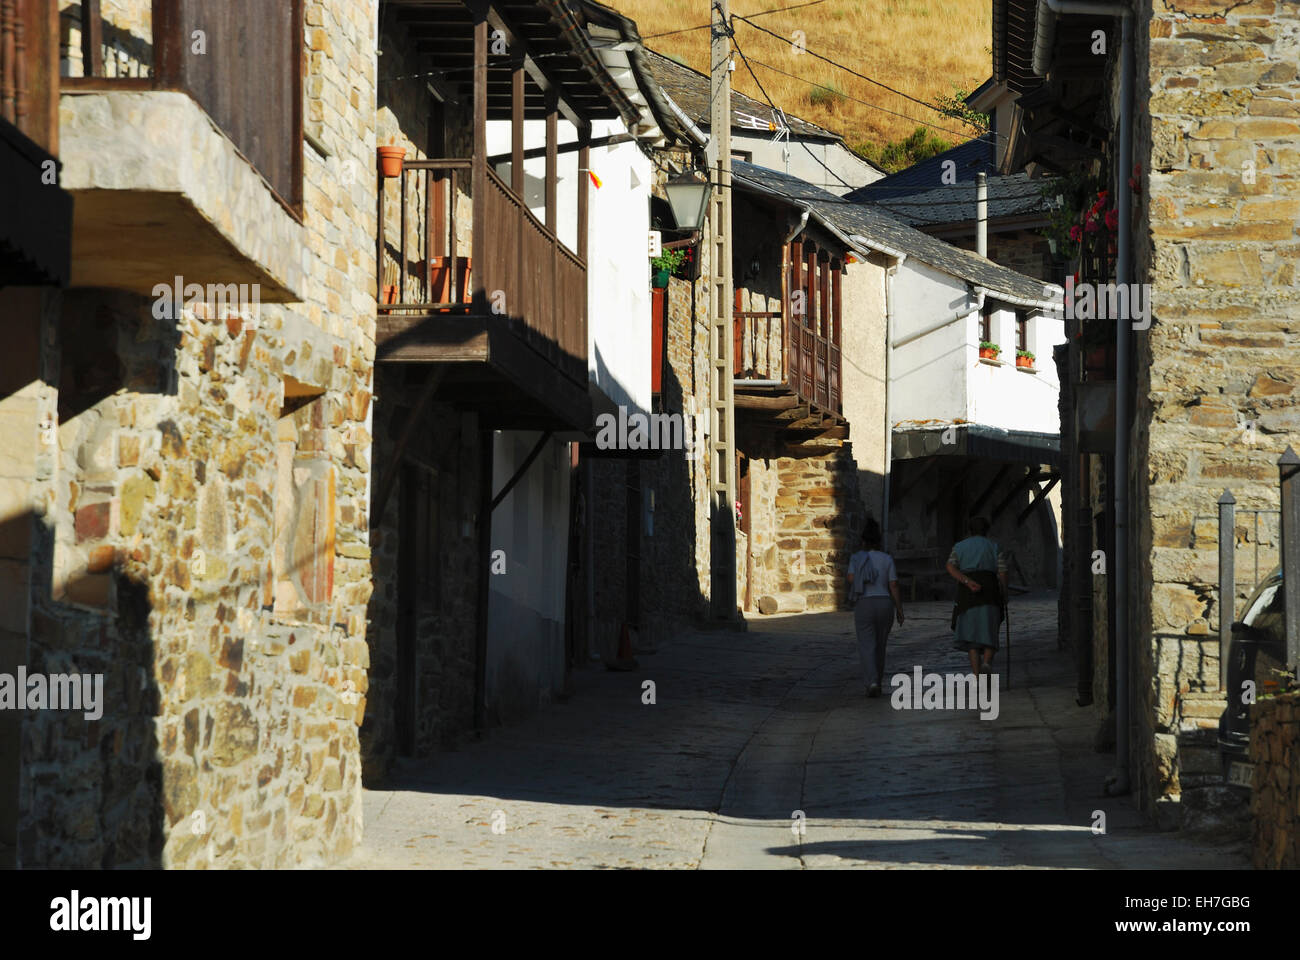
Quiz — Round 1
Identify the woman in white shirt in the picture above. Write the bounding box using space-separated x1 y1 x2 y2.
846 518 904 698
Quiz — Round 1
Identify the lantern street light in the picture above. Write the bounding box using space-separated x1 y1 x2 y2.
664 169 711 233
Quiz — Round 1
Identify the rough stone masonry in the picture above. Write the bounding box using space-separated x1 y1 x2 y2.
19 0 380 868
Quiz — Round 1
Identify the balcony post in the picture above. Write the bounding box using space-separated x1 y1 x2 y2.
82 0 103 78
471 15 487 314
545 91 558 356
578 122 590 360
512 58 524 329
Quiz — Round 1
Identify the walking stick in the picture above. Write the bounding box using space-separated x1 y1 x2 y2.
1004 601 1011 691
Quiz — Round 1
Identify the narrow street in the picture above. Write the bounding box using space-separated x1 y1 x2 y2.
344 595 1249 870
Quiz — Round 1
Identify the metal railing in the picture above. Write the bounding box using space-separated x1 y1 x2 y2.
1214 447 1300 685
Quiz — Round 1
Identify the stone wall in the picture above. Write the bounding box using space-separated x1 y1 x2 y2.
948 229 1056 284
18 0 378 868
639 146 713 632
1130 0 1300 819
745 440 865 615
1249 690 1300 866
364 390 482 781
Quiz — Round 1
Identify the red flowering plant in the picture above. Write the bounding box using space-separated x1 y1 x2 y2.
1039 167 1106 263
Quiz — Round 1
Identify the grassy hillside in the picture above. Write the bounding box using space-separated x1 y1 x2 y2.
606 0 991 170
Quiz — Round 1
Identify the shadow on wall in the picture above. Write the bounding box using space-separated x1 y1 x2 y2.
2 286 171 868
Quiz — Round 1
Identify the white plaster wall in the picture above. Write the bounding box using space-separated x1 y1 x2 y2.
838 256 888 519
966 306 1064 434
888 260 972 425
732 133 882 195
488 117 651 417
486 432 571 719
889 261 1065 434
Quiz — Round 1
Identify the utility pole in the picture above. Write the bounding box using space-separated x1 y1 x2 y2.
709 0 737 619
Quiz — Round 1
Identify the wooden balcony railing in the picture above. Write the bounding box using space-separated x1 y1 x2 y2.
734 304 842 415
62 0 303 212
377 160 587 386
2 0 59 152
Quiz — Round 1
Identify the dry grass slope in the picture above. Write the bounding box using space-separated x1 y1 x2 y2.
606 0 990 165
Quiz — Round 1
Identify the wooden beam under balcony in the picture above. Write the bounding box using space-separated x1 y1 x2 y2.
374 313 591 430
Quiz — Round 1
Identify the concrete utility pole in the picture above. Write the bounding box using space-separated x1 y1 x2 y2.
709 0 737 619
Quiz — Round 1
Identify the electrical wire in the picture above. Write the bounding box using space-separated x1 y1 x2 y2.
642 0 829 40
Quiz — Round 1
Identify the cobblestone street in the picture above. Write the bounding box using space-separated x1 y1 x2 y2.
343 594 1249 869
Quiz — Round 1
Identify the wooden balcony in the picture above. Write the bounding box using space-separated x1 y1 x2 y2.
734 239 844 440
61 0 303 213
55 0 305 297
375 159 590 429
372 0 632 432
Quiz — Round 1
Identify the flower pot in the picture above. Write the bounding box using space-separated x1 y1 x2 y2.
429 256 472 305
1016 355 1032 368
379 284 397 313
378 146 406 178
651 267 671 289
979 347 998 360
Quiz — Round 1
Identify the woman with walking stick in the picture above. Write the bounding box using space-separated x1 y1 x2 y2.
945 516 1007 678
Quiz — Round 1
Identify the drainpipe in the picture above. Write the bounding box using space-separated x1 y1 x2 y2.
1033 0 1133 797
976 173 988 258
882 262 899 539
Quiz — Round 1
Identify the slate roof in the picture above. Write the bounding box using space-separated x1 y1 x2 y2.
732 160 1061 309
867 171 1049 228
847 137 997 200
845 135 1050 228
643 48 842 142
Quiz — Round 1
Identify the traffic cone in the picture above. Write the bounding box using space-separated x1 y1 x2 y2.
604 621 638 672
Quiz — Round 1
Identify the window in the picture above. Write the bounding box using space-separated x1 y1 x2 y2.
1016 311 1028 352
979 304 992 343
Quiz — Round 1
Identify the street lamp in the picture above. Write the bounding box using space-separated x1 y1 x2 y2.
664 169 711 232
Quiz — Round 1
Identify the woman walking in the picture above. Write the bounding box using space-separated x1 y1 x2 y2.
847 518 904 698
946 516 1008 678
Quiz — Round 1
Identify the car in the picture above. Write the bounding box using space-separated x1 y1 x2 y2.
1218 566 1290 788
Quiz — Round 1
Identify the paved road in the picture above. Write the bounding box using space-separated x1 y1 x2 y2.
342 594 1249 869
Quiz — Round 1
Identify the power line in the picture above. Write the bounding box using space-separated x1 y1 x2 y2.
642 0 828 40
730 32 855 192
742 55 1002 147
732 13 961 119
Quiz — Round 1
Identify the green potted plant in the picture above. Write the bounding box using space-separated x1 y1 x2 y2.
979 341 1000 361
651 247 687 288
1016 349 1035 368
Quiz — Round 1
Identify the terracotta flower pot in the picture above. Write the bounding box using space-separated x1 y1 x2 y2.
1016 355 1032 368
979 347 998 360
378 146 406 178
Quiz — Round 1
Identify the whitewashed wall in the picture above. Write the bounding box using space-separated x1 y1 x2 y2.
732 133 882 195
485 432 571 721
488 117 651 418
889 261 1065 435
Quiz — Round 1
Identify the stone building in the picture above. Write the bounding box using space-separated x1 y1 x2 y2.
1 0 379 868
364 0 678 776
995 0 1300 825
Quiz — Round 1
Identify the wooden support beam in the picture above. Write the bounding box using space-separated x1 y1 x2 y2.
1017 473 1060 524
372 366 448 525
990 466 1040 524
490 431 553 512
733 393 801 411
471 16 487 314
511 60 524 195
